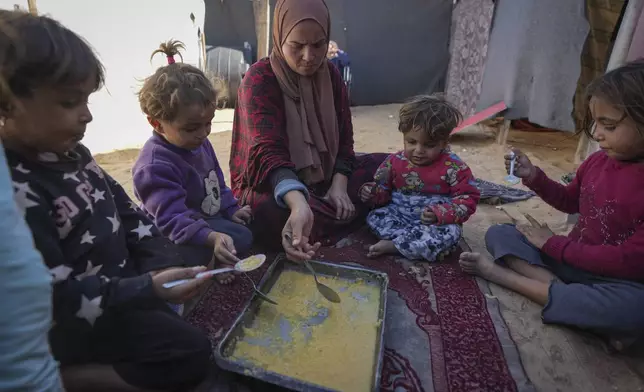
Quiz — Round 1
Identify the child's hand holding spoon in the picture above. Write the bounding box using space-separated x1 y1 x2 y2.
504 148 537 184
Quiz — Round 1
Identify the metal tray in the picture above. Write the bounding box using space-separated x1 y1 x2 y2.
215 254 389 392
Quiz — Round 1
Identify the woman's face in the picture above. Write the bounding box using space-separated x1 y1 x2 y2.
281 19 328 76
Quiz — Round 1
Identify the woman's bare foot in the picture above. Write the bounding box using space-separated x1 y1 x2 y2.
367 240 399 258
459 252 497 279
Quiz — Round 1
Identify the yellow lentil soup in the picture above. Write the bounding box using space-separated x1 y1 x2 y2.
231 269 382 391
238 254 265 272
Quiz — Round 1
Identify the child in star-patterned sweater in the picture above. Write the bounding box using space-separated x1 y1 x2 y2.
360 95 480 261
0 11 211 392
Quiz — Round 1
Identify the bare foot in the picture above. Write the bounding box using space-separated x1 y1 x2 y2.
367 240 399 258
458 252 496 278
460 252 551 306
216 272 234 285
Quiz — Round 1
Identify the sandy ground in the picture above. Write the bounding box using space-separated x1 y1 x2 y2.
96 105 644 392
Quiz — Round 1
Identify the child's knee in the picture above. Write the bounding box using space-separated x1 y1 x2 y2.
484 224 520 250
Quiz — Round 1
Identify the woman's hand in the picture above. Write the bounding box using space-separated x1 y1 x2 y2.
151 266 210 303
324 173 355 221
505 148 537 180
231 205 252 225
282 191 321 262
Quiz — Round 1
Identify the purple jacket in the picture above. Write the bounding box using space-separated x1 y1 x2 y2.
132 133 239 245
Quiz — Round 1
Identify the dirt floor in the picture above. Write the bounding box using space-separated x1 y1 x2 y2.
96 105 644 392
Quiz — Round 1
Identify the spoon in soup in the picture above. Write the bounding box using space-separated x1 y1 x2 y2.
283 233 341 303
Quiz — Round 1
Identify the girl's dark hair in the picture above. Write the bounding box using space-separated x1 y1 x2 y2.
398 94 463 143
138 39 216 121
0 10 104 105
0 17 18 112
583 60 644 139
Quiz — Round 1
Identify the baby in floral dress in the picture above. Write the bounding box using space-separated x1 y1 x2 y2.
360 95 480 261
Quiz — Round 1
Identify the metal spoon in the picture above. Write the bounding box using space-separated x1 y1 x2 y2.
303 260 341 303
283 233 341 303
242 272 278 305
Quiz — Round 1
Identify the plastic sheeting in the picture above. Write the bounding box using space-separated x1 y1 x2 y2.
476 0 589 132
202 0 453 106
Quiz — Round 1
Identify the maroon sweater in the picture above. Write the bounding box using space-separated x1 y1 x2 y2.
527 151 644 280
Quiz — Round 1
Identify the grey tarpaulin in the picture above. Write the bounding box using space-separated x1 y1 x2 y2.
203 0 453 106
203 0 257 52
337 0 452 105
476 0 589 131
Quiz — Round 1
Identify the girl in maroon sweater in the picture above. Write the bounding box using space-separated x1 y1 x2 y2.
460 61 644 350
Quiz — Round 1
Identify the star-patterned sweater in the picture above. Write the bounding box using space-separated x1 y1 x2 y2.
369 151 480 224
527 151 644 280
7 144 181 329
132 133 240 246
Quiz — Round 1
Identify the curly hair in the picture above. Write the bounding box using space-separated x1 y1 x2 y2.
582 60 644 139
0 10 104 113
398 94 463 143
138 39 216 121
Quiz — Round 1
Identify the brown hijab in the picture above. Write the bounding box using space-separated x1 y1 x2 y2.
270 0 339 185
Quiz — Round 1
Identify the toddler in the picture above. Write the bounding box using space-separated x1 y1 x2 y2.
133 40 253 284
361 95 480 261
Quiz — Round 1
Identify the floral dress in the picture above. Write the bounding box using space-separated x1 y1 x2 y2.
365 151 480 261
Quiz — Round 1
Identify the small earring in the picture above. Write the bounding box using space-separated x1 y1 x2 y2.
0 117 6 128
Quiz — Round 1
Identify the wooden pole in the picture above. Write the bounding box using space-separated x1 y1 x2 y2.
253 0 270 60
199 28 207 71
26 0 37 15
496 118 511 146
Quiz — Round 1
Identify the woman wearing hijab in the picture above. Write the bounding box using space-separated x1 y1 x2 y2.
230 0 386 261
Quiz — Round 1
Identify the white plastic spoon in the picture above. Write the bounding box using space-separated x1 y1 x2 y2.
505 151 521 185
162 254 266 289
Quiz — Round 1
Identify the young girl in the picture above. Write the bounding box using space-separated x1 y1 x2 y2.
360 95 480 261
132 40 253 284
0 25 63 391
460 61 644 349
0 11 211 391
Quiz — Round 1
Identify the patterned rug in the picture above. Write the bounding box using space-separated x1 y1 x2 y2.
188 227 535 392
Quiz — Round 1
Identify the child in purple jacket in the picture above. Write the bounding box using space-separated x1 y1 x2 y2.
133 40 253 284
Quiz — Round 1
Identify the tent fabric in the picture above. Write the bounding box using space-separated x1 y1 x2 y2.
476 0 589 132
445 0 496 117
340 0 452 105
572 0 625 131
203 0 453 106
627 5 644 60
